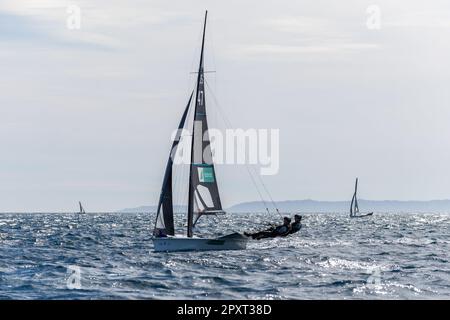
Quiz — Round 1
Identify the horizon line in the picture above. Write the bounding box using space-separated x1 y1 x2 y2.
2 198 450 213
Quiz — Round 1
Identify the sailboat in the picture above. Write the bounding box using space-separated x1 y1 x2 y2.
78 201 86 215
349 178 373 218
151 11 248 252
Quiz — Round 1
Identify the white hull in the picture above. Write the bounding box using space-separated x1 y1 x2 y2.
152 233 247 252
350 212 374 218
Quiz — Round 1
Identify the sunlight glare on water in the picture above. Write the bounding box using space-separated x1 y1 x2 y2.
0 212 449 299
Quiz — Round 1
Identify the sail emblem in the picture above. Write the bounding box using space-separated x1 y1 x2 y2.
198 166 215 183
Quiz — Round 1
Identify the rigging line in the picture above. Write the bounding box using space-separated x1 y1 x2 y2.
180 152 190 207
248 164 282 217
205 84 269 216
208 91 269 216
245 163 271 215
204 79 275 216
251 165 281 216
204 80 282 217
208 17 217 77
171 107 186 213
203 82 267 214
172 153 184 216
174 164 187 225
178 98 195 220
208 17 218 98
205 80 282 217
177 169 189 231
172 94 195 230
172 164 182 214
179 102 195 213
187 22 204 92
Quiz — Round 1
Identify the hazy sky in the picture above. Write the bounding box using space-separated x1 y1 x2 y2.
1 0 450 212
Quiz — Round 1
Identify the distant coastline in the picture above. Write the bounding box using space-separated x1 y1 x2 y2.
118 199 450 214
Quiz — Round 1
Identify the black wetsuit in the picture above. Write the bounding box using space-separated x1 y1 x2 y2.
246 224 290 240
153 229 168 238
289 222 302 234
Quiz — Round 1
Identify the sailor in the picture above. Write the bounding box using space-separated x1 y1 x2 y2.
153 228 167 238
245 217 291 240
289 214 302 234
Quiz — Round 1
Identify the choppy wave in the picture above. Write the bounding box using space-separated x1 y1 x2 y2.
0 212 449 299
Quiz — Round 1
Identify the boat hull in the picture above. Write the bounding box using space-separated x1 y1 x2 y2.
152 233 248 252
350 212 374 218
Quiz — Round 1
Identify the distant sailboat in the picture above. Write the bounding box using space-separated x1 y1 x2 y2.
151 11 247 252
350 178 373 218
78 201 86 215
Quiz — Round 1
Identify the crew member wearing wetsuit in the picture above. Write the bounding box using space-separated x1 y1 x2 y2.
289 214 302 234
245 217 291 240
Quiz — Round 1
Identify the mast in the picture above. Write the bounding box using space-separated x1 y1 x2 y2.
350 194 355 216
187 11 208 238
354 178 359 213
350 178 358 216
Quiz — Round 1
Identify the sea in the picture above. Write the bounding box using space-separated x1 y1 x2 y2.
0 212 449 299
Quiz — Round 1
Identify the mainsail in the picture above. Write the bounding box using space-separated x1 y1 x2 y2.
350 178 359 217
187 11 223 237
79 201 85 214
154 92 193 236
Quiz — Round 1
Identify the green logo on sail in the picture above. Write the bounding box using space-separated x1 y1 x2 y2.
198 166 215 183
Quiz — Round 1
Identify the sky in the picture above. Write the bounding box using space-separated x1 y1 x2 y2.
1 0 450 212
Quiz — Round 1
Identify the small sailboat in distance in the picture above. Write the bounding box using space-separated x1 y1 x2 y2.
350 178 373 218
78 201 86 214
151 11 248 252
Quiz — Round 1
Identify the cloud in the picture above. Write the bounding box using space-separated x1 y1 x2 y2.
384 11 450 28
267 16 334 34
0 1 196 51
0 12 53 41
227 16 380 58
0 1 171 50
0 11 119 51
233 43 379 56
1 1 450 211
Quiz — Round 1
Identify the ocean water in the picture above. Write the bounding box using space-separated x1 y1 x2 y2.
0 212 449 299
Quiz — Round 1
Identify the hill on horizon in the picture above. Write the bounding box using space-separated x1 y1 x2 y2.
227 199 450 213
118 199 450 213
